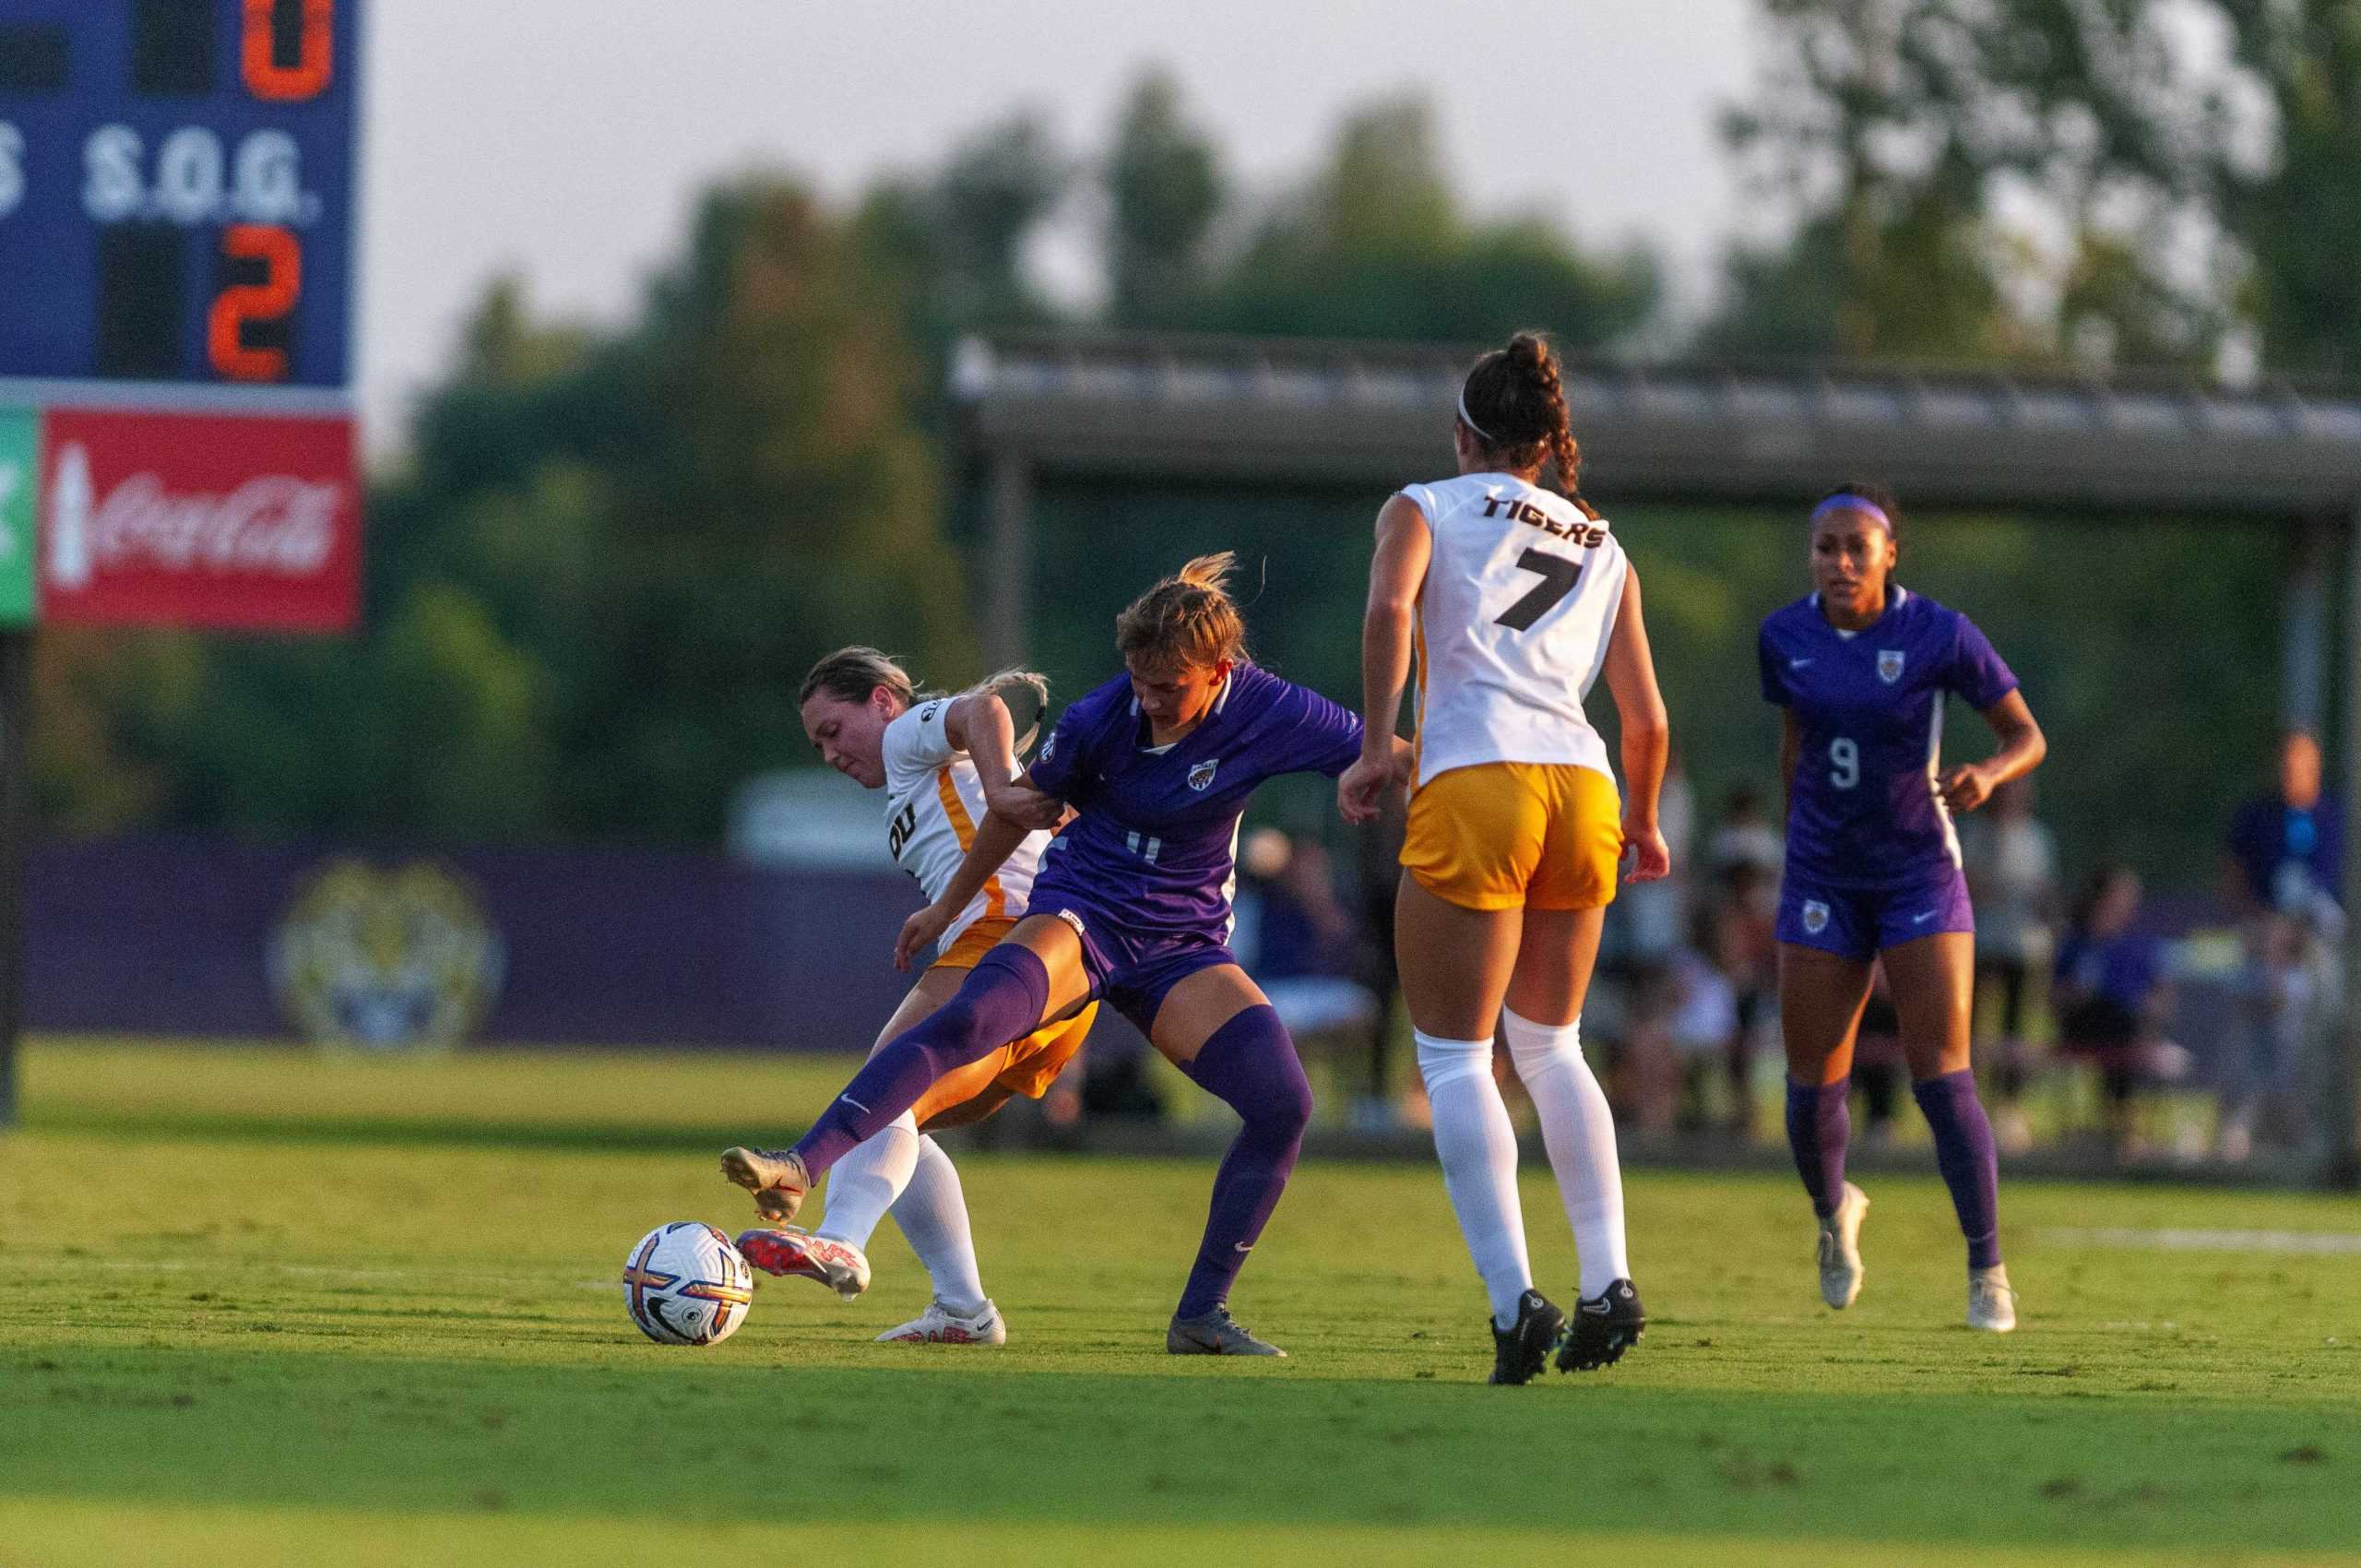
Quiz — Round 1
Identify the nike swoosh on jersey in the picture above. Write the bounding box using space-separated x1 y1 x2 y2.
1789 657 1815 668
1911 911 1937 923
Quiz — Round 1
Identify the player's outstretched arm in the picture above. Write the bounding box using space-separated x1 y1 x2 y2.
1341 493 1431 826
1601 564 1671 883
1939 691 2046 814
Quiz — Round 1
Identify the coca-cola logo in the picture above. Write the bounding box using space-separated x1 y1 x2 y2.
57 455 343 582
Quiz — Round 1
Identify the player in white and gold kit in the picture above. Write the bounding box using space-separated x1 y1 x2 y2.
727 649 1096 1345
1339 332 1672 1384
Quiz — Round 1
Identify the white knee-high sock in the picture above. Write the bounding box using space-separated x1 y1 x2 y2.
891 1134 989 1315
1502 1008 1630 1298
1416 1029 1532 1329
816 1112 920 1250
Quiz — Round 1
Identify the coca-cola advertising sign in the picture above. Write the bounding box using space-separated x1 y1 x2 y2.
39 410 359 632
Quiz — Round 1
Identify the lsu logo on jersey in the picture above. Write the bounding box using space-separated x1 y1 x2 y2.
1878 650 1905 684
1801 900 1831 935
1187 759 1218 791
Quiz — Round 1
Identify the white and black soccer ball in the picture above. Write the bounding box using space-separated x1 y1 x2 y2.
622 1222 754 1347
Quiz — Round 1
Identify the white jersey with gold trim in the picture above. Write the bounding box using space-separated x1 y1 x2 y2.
881 698 1050 949
1396 471 1630 791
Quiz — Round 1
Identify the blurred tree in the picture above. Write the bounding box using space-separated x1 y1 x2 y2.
1104 69 1225 327
1195 97 1659 348
2210 0 2361 376
1705 0 2361 374
554 175 975 838
923 111 1071 330
1707 0 2219 366
27 629 206 833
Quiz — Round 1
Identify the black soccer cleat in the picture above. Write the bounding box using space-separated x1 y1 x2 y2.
1557 1277 1645 1372
1489 1289 1566 1385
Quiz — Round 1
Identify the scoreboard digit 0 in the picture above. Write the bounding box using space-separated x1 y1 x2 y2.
0 0 360 389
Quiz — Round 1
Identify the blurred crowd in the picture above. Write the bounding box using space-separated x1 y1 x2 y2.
1066 731 2347 1170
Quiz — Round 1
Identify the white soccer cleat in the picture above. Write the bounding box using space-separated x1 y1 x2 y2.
1967 1264 2017 1333
875 1297 1007 1346
733 1227 872 1300
1817 1182 1869 1310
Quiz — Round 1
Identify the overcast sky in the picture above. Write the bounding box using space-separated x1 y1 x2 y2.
358 0 1758 449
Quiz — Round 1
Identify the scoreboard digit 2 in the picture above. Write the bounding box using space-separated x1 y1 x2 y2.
0 0 359 387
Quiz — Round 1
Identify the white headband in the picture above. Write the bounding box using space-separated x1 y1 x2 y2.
1456 387 1494 443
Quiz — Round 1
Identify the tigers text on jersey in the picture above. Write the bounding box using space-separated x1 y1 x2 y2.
1395 473 1631 790
1026 664 1362 945
1759 588 2019 890
882 699 1051 949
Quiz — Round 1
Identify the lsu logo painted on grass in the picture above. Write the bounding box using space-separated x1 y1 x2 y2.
269 858 505 1052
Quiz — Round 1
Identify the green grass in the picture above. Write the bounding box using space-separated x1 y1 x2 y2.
3 1041 2357 1567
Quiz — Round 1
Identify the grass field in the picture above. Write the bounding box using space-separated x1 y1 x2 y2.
4 1040 2358 1567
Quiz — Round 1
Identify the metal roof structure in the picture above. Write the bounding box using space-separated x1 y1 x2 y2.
954 330 2361 516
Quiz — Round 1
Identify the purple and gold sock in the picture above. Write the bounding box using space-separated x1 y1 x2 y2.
1913 1069 2002 1269
1784 1075 1851 1220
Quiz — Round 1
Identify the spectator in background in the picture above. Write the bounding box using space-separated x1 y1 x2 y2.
1669 902 1742 1132
2221 731 2345 1160
1960 778 2058 1155
2053 866 2174 1159
1707 783 1785 888
1233 826 1382 1070
1615 753 1695 986
1712 858 1780 1136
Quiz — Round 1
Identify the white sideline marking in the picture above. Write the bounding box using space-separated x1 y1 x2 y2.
2041 1226 2361 1256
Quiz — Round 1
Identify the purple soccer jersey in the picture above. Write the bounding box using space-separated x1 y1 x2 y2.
1760 587 2018 891
1026 663 1363 946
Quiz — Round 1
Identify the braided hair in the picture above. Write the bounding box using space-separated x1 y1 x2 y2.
1458 331 1601 521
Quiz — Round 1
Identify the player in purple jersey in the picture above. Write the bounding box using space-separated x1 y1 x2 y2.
1761 483 2047 1332
720 553 1374 1356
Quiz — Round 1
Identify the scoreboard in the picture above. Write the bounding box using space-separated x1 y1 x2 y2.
0 0 362 631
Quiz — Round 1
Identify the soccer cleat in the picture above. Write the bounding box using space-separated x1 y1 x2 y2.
732 1227 872 1300
1167 1306 1287 1357
876 1297 1007 1346
719 1146 811 1224
1557 1278 1645 1372
1818 1181 1869 1310
1488 1289 1565 1385
1967 1264 2017 1333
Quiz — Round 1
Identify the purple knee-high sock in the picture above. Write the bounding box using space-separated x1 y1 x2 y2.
1913 1069 2002 1269
790 946 1050 1177
1173 1006 1312 1320
1785 1075 1851 1220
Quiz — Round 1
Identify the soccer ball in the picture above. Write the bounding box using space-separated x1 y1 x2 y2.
622 1222 754 1346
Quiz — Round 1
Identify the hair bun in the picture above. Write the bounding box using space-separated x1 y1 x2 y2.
1507 331 1552 370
